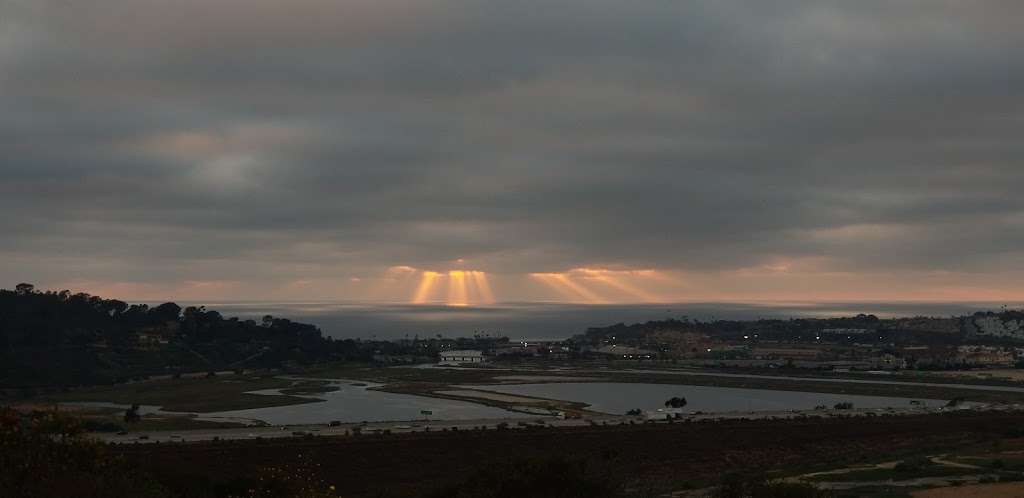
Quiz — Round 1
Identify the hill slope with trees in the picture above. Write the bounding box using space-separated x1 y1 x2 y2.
0 283 346 388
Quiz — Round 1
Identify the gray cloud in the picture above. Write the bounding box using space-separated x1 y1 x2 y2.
2 0 1023 299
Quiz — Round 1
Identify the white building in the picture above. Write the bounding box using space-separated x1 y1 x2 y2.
438 350 486 365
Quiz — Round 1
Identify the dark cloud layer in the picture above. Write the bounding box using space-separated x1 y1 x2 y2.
2 1 1023 300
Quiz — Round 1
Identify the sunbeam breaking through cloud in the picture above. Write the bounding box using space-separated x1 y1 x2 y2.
405 268 499 306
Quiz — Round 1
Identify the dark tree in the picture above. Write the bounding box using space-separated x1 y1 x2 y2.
123 404 141 424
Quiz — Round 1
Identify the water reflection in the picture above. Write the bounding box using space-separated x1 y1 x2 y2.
464 382 949 414
200 382 527 425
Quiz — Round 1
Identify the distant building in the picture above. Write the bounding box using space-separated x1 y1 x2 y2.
874 353 907 370
134 322 178 350
966 314 1024 339
438 350 486 365
820 328 872 336
589 345 657 360
751 347 821 361
955 345 1014 367
135 331 171 350
494 341 573 359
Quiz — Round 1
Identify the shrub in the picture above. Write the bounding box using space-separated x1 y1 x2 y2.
0 408 170 498
229 457 336 498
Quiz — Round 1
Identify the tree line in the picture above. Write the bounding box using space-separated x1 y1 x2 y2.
0 284 344 388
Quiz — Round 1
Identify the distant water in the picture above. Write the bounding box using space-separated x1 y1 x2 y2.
201 383 525 425
170 301 1020 341
465 382 950 415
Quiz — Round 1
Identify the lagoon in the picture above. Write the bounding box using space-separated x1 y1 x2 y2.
199 382 525 425
463 382 950 414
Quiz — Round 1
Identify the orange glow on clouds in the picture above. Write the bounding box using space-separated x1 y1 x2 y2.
469 271 496 304
531 272 607 304
407 269 497 306
51 263 1024 304
530 268 671 304
447 271 469 306
412 271 441 304
581 272 663 303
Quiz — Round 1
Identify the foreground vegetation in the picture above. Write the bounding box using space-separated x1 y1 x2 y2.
115 411 1024 497
7 407 1024 497
0 408 171 498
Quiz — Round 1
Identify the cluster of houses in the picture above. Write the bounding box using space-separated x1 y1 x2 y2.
435 338 1024 372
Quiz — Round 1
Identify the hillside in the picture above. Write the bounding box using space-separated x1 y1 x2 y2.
0 283 339 388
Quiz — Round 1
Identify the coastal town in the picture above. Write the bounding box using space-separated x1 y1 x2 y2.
375 311 1024 374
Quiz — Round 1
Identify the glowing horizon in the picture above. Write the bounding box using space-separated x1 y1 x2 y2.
405 268 500 306
40 259 1024 305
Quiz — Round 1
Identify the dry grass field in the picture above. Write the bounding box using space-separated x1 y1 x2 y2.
119 411 1024 497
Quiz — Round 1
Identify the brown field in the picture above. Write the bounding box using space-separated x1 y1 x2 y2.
912 481 1024 497
119 411 1024 498
36 376 328 412
927 369 1024 383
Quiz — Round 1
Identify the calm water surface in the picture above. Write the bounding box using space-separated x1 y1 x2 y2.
464 382 949 414
200 382 527 425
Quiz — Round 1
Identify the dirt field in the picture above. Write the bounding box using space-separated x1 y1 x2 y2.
38 376 327 412
912 481 1024 497
927 369 1024 382
119 411 1024 498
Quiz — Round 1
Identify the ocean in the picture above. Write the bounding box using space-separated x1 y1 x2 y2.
170 301 1022 341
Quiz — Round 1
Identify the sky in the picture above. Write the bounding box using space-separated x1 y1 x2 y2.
2 1 1023 305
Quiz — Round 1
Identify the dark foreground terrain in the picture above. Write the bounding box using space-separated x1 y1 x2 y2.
119 411 1024 497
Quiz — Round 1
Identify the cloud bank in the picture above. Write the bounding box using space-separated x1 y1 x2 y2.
2 1 1023 302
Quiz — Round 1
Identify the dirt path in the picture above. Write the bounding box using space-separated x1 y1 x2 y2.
930 455 982 469
436 389 552 403
787 460 902 481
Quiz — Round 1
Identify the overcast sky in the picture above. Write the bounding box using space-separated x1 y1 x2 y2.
3 1 1023 304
